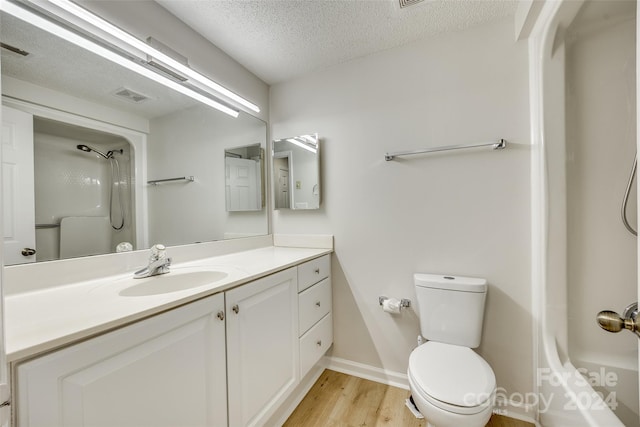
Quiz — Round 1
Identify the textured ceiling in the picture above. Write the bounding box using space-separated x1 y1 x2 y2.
157 0 519 85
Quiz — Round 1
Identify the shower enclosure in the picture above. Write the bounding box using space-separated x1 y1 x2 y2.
532 0 638 426
33 118 135 261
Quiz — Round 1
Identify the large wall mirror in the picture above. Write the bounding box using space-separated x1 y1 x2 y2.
273 134 320 210
0 9 268 266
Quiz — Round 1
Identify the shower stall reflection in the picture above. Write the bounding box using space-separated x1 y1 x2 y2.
75 143 126 230
34 118 134 261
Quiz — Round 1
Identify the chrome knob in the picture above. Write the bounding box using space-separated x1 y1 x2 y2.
21 248 36 256
217 311 224 321
232 304 239 314
150 244 166 260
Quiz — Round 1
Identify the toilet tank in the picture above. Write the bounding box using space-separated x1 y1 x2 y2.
414 274 487 348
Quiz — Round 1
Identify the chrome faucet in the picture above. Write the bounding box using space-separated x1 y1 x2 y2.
134 244 172 279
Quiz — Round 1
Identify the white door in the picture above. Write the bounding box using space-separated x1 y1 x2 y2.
273 154 291 209
225 157 261 211
0 106 14 426
226 267 299 427
2 105 35 265
277 167 290 209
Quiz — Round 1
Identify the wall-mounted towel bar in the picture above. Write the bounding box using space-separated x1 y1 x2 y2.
147 176 195 185
384 139 506 161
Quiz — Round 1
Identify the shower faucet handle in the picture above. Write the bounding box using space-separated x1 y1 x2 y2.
597 302 640 338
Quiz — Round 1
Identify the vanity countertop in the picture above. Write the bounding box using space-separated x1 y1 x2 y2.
4 246 331 363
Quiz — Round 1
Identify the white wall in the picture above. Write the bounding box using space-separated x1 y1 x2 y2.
147 106 267 245
271 17 533 398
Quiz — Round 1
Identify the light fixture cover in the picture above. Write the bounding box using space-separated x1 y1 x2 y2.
2 0 240 117
43 0 260 113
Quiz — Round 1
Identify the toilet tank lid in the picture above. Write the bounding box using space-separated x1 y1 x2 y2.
414 274 487 293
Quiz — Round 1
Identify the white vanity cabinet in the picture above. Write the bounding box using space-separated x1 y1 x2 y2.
225 267 299 427
15 294 227 427
297 255 333 378
13 253 332 427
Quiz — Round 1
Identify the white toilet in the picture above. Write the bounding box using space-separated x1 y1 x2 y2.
407 274 496 427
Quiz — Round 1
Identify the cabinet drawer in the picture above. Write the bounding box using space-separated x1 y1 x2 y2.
298 278 331 336
299 312 332 378
298 254 330 292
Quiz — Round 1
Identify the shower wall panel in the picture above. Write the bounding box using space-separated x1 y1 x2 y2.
565 11 638 426
34 132 133 261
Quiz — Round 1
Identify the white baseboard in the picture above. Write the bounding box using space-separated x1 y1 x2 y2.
325 356 410 390
326 356 539 426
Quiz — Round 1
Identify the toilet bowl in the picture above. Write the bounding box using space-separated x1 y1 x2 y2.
408 341 496 427
409 274 496 427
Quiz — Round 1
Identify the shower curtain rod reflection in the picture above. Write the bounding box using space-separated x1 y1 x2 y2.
384 139 507 161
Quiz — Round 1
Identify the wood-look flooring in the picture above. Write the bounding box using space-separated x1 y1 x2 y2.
284 370 534 427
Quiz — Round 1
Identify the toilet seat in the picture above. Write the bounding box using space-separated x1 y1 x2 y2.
408 341 496 415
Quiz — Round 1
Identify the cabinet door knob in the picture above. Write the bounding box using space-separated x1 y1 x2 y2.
232 304 239 314
316 340 322 347
314 268 320 274
315 301 321 307
21 248 36 256
217 311 225 321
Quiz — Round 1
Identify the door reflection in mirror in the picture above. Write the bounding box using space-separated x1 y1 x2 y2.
225 144 264 212
272 134 320 210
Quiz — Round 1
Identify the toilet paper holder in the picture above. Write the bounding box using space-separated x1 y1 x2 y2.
378 296 411 309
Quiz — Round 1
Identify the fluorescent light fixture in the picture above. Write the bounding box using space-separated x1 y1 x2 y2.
1 0 240 117
46 0 260 114
301 135 318 143
287 138 317 154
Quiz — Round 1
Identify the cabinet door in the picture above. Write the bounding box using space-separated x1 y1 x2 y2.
16 294 227 427
226 267 299 427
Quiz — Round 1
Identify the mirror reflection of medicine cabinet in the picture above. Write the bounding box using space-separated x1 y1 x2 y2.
272 134 320 210
225 144 265 212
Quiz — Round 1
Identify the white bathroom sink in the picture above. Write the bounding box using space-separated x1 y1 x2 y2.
118 270 228 296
